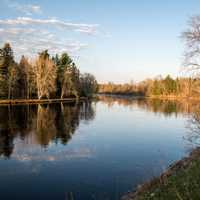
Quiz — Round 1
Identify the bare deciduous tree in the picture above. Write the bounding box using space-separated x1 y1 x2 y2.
182 15 200 76
35 50 56 99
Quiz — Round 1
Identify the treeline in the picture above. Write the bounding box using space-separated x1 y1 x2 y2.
99 75 200 97
0 43 98 100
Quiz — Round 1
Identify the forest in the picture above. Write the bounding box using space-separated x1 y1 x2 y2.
99 75 200 97
0 43 98 100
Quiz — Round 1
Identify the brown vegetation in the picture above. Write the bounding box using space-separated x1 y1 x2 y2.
99 76 200 98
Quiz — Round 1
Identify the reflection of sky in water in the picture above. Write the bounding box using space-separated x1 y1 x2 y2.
12 137 94 162
0 98 197 200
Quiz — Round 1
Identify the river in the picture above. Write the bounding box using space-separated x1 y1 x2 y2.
0 96 199 200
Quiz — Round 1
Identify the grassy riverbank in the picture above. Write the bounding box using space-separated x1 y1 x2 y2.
122 148 200 200
0 97 89 105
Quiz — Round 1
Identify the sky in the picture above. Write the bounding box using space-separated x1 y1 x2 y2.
0 0 200 83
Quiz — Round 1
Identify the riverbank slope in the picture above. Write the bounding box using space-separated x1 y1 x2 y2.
122 147 200 200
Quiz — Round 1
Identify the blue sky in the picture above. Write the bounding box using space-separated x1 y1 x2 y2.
0 0 200 83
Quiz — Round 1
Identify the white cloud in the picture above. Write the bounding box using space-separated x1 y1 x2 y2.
0 1 105 59
6 0 42 15
0 17 99 35
0 17 100 58
0 27 88 59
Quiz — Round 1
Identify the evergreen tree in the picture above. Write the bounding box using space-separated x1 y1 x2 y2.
18 56 28 98
0 43 15 99
56 53 73 98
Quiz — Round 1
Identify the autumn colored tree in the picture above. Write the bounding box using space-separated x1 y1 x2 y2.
35 50 56 99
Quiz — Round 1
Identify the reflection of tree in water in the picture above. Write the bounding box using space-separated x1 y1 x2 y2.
80 101 96 122
98 95 191 117
54 103 80 145
185 105 200 147
56 101 95 144
0 101 95 158
0 129 14 158
100 95 200 147
0 106 13 158
0 105 37 158
142 99 181 117
36 104 57 147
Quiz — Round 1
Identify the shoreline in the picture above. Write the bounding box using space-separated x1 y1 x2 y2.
122 147 200 200
98 93 200 101
0 97 89 105
147 95 200 101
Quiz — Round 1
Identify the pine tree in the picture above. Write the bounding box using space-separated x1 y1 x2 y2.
18 56 28 98
0 43 14 99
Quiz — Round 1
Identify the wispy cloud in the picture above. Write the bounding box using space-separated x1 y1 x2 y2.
0 17 99 35
0 27 88 59
6 0 42 15
0 17 99 58
0 1 107 61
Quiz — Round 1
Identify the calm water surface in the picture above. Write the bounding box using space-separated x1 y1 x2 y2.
0 96 198 200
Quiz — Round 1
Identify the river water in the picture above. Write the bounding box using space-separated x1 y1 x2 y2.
0 96 199 200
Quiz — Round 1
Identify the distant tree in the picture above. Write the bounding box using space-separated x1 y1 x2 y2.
152 79 163 95
164 75 177 95
80 73 98 97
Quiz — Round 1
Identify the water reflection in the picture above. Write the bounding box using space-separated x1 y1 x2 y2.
1 96 200 159
99 95 200 148
1 96 200 200
185 104 200 147
0 101 95 158
98 95 195 117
